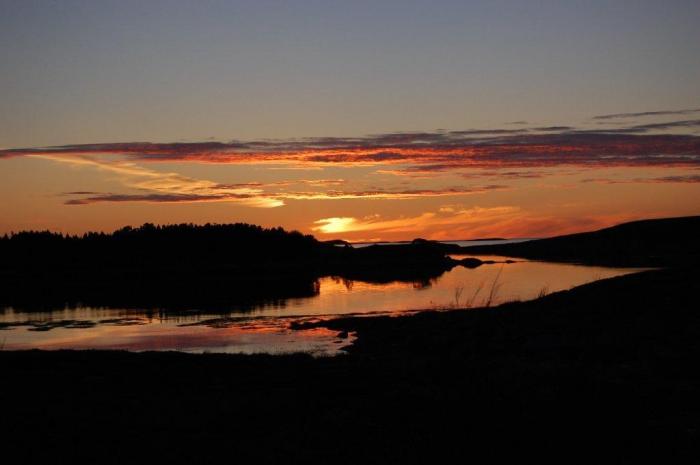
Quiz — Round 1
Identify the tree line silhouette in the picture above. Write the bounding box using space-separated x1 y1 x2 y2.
1 223 321 272
0 222 459 311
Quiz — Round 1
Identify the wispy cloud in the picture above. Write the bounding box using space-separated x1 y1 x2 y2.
36 152 504 206
461 170 548 180
593 108 700 120
280 185 507 201
4 126 699 173
34 154 284 208
581 174 700 185
64 192 278 206
62 185 505 206
312 206 642 239
0 117 700 175
312 206 520 234
625 119 700 132
4 113 700 209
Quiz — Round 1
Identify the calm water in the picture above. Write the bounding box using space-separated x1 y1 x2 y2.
1 253 643 355
351 238 536 248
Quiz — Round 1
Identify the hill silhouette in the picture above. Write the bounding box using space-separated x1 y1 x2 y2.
460 215 700 266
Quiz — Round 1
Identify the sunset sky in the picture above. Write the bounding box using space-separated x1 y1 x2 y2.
1 1 699 240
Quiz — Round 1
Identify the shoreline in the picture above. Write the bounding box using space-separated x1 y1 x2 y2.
1 266 698 462
2 216 699 462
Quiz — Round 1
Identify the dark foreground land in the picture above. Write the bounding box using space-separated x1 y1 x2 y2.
1 216 699 463
2 269 699 463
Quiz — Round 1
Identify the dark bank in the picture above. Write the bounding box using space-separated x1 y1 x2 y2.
1 216 699 463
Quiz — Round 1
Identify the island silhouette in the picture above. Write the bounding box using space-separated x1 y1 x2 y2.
0 222 470 310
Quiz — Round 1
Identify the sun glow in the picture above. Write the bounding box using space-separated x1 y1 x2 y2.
313 217 357 234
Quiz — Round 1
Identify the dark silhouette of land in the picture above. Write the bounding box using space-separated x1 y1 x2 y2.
1 216 699 463
4 216 696 309
0 223 468 310
459 215 700 267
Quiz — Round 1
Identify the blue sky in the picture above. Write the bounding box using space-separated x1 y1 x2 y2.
2 0 699 146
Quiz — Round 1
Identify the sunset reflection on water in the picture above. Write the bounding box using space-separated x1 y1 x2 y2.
0 257 642 355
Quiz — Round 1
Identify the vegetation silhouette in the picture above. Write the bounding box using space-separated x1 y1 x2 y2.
0 216 698 462
0 222 470 311
3 216 698 311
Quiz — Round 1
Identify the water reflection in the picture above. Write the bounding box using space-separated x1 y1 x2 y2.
0 257 643 354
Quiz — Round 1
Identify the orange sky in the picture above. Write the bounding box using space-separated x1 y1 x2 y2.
2 115 700 240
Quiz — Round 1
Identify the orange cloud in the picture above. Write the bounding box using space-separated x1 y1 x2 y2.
581 174 700 184
38 153 507 207
35 154 284 208
280 185 507 201
312 206 520 235
312 207 646 240
4 126 699 173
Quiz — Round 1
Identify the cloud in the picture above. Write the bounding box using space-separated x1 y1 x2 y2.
297 179 346 186
64 193 283 207
280 185 507 201
447 129 528 136
35 154 284 208
654 175 700 183
312 207 646 239
593 108 700 120
61 191 103 196
532 126 575 132
312 206 520 235
64 185 505 206
581 174 700 185
461 170 547 180
4 126 699 173
626 119 700 132
39 151 505 206
4 114 700 206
